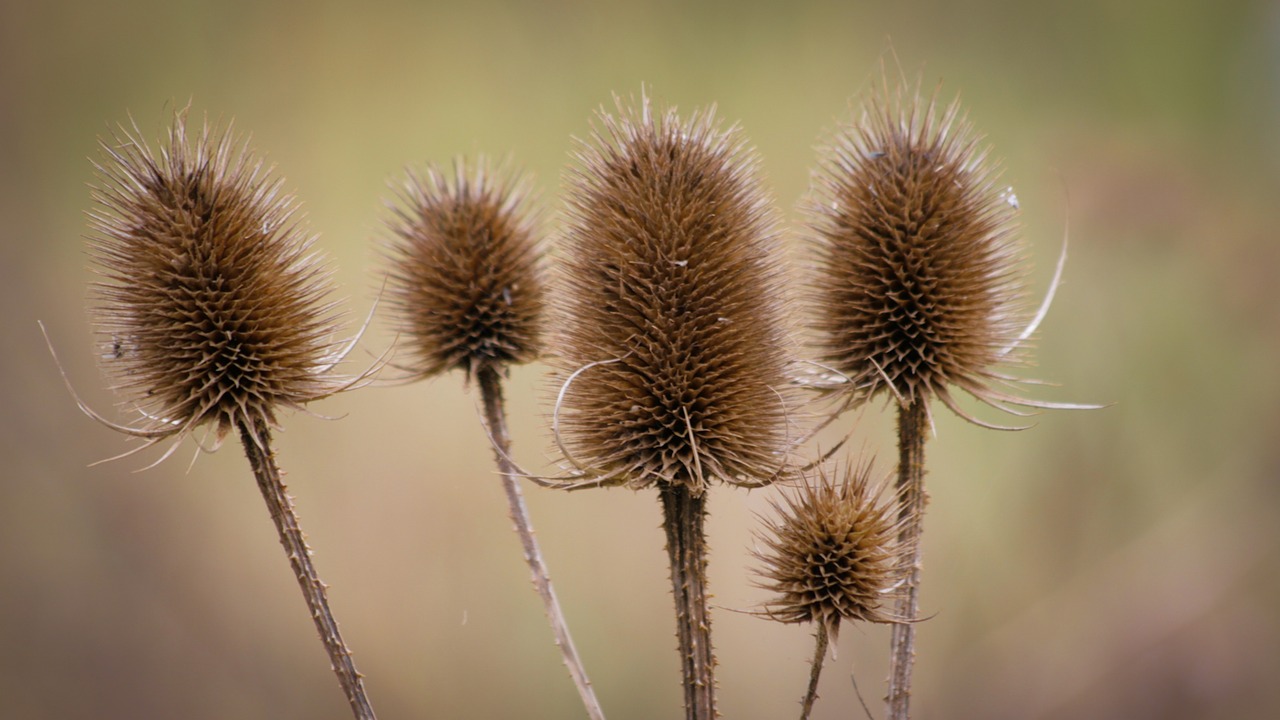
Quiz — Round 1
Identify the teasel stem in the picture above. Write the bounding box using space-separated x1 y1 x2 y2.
659 484 715 720
887 398 928 720
236 417 377 720
799 623 830 720
476 365 606 720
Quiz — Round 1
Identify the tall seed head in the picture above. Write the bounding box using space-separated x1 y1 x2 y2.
87 110 350 449
555 95 792 494
807 80 1028 414
753 463 909 640
382 159 545 380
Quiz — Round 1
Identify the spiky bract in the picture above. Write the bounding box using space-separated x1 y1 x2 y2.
754 463 908 639
555 95 791 494
807 82 1028 417
88 111 349 451
383 159 544 380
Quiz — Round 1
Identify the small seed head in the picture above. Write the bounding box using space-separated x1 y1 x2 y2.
807 80 1028 413
382 159 545 380
87 110 349 449
554 94 792 494
753 463 909 639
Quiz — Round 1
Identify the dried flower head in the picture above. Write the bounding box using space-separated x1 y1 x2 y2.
753 462 909 640
553 94 792 495
85 110 355 461
807 80 1033 421
382 159 545 380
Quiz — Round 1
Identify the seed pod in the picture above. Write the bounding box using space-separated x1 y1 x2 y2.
806 81 1030 419
554 94 792 494
753 462 909 640
382 159 544 380
87 110 351 455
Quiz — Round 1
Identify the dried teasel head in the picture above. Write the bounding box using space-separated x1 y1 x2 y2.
552 93 792 495
806 78 1037 422
753 462 910 641
84 109 359 463
382 158 545 380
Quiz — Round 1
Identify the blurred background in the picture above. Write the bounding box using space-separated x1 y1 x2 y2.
2 1 1277 718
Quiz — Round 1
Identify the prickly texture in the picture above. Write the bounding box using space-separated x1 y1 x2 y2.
807 82 1027 415
383 159 544 380
555 96 792 495
88 111 347 445
754 463 909 640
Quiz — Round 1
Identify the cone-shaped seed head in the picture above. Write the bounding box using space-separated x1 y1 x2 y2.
383 159 545 380
753 463 909 639
555 95 791 494
807 81 1027 411
88 111 349 445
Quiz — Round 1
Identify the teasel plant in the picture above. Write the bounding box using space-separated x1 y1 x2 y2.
45 109 380 720
378 158 606 720
803 75 1096 719
545 91 794 720
752 461 912 720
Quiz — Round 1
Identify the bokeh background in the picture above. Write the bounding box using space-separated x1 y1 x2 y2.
3 1 1278 718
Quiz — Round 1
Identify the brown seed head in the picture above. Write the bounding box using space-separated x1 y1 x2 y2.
753 462 909 639
807 80 1028 415
87 110 350 450
382 159 545 380
554 94 792 494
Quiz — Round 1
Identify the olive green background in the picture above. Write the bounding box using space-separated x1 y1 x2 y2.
3 1 1277 718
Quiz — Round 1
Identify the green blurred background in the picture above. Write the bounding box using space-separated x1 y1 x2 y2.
3 1 1277 718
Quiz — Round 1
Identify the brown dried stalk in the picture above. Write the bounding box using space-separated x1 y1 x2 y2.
380 158 604 719
804 74 1089 718
551 92 793 720
752 462 911 719
78 109 378 719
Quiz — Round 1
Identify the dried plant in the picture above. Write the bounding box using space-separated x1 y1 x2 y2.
380 158 604 720
754 461 910 719
552 92 793 720
804 73 1091 719
74 109 377 720
755 462 908 636
383 159 544 381
807 79 1035 424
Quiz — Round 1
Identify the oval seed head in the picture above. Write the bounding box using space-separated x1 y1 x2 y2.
382 159 545 380
753 462 909 640
88 110 351 452
554 94 792 494
807 80 1029 416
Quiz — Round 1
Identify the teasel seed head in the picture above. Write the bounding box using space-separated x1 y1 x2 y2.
553 93 792 495
753 462 910 641
382 158 545 380
806 80 1033 420
86 109 354 458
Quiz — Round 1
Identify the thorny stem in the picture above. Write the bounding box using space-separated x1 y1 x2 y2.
659 483 716 720
887 399 928 720
237 417 377 720
799 623 830 720
476 366 607 720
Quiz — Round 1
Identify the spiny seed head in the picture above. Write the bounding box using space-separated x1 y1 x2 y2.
382 158 545 380
806 80 1028 414
753 462 909 639
554 94 792 495
87 110 350 450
